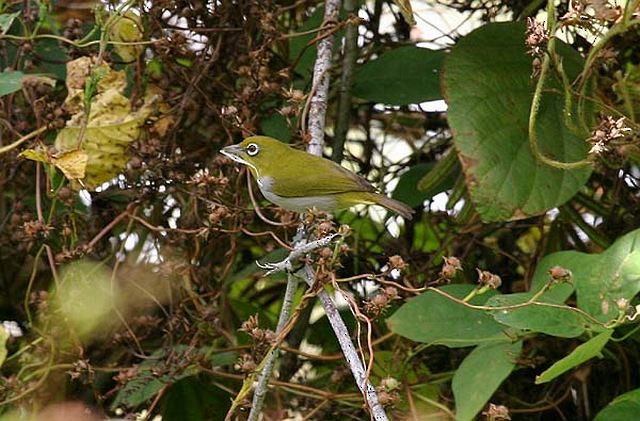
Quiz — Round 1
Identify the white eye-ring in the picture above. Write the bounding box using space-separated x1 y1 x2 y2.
246 143 259 156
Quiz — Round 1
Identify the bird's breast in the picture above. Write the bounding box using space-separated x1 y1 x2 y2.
257 176 337 213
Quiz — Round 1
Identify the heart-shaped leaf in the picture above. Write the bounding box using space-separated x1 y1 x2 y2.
444 22 592 222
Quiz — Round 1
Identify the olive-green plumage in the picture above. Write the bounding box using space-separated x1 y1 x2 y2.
221 136 414 219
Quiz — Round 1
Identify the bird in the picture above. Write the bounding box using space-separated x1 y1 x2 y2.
221 136 414 219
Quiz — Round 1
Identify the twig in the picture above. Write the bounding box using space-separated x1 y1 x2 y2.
256 233 340 275
248 272 300 421
247 0 388 419
0 125 48 155
306 0 342 156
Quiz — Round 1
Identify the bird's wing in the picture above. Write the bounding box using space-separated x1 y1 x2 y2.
268 152 376 197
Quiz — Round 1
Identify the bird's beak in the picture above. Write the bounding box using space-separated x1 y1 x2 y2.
220 144 246 164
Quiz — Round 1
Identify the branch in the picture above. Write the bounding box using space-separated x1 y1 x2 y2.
307 0 342 156
248 273 299 421
301 265 389 421
256 233 340 275
248 1 388 419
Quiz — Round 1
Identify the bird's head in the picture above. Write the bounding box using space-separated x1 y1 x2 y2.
220 136 289 178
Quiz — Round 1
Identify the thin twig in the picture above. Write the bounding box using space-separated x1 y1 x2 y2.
248 273 299 421
0 125 47 155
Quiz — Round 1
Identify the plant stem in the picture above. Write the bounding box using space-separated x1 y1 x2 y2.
332 0 359 162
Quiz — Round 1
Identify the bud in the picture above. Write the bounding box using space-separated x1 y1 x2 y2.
549 266 572 282
441 256 462 279
388 255 406 271
477 269 502 289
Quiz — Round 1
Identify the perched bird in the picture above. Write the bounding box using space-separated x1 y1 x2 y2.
221 136 414 219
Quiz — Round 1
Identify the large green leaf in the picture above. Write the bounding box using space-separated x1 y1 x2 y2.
444 22 592 222
0 12 19 34
594 388 640 421
452 340 523 421
352 46 445 105
387 284 511 348
536 329 612 384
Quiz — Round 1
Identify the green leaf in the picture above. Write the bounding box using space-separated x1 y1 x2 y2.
521 227 640 324
112 347 235 410
488 293 585 338
444 22 592 222
488 228 640 331
452 340 523 421
0 12 20 34
536 329 613 384
387 284 511 348
260 113 291 143
352 46 445 105
0 70 24 97
392 161 459 207
34 39 68 80
574 228 640 322
289 7 326 78
594 388 640 421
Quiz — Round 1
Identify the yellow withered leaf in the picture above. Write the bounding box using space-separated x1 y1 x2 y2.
53 149 88 180
108 10 144 62
19 148 88 180
19 148 48 163
54 57 157 190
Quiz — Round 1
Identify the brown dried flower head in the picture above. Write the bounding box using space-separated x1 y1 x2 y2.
477 269 502 289
549 266 573 282
588 116 631 156
525 17 548 57
441 256 462 279
483 403 511 420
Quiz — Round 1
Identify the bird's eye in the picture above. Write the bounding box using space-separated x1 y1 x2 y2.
246 143 260 156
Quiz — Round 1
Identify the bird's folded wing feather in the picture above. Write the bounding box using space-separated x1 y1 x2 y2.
270 153 376 197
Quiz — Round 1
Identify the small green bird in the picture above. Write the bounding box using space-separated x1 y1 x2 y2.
221 136 414 219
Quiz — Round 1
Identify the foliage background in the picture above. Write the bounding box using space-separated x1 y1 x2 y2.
1 0 640 420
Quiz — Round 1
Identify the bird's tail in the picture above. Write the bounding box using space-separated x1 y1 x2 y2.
369 193 415 220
